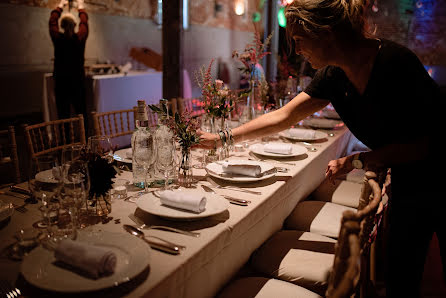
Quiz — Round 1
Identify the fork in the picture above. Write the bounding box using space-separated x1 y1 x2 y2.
128 214 200 238
0 279 21 298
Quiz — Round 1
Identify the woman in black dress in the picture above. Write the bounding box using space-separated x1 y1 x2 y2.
199 1 444 296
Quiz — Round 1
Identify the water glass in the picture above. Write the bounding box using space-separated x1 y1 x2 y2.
88 135 113 162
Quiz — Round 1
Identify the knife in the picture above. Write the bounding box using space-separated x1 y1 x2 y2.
9 185 32 196
201 185 250 206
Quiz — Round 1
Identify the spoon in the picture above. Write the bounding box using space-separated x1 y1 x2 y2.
123 224 180 255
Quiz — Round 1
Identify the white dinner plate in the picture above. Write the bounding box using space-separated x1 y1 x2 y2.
35 169 59 184
303 118 343 129
113 148 132 164
279 128 328 142
21 231 150 293
249 143 307 158
321 109 341 119
205 160 276 182
136 189 229 221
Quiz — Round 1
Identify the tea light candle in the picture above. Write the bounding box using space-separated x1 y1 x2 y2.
234 144 244 152
113 185 127 199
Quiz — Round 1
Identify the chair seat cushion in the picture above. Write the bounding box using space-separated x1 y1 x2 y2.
250 230 337 295
284 201 356 238
217 277 322 298
312 178 363 208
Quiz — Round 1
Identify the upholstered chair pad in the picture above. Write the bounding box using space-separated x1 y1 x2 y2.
312 179 363 208
217 277 322 298
284 201 356 238
250 230 337 295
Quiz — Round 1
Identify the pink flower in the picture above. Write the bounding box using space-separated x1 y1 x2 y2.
215 79 224 89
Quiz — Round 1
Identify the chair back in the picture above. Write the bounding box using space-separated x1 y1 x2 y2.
92 108 137 140
23 114 86 160
0 126 21 184
342 170 385 298
326 220 361 298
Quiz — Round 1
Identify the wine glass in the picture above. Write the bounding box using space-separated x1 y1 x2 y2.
88 135 113 162
28 155 62 233
156 138 175 190
133 134 156 191
193 116 212 169
59 158 90 231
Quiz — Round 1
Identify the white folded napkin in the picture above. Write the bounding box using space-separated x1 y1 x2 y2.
0 201 13 220
288 128 316 139
159 190 207 213
221 162 262 177
125 148 132 159
54 239 117 278
263 143 292 155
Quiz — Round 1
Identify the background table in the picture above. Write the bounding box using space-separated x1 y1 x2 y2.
0 126 355 298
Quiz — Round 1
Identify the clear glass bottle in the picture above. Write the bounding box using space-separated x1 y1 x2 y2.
131 100 153 188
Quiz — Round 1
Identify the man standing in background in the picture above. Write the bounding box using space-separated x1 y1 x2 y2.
49 0 88 123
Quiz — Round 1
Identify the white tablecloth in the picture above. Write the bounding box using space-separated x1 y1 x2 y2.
0 127 354 297
42 70 163 123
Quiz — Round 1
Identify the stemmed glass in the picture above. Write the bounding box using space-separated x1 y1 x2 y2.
156 138 176 190
133 135 156 192
28 155 62 234
60 145 90 229
194 116 212 169
88 135 113 162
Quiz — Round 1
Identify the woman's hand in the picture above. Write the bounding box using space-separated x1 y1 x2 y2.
325 155 355 184
195 129 219 149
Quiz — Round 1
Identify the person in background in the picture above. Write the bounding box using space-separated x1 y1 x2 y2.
198 1 444 296
49 0 88 123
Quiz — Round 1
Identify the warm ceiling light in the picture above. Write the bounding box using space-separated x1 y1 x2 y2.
235 0 245 15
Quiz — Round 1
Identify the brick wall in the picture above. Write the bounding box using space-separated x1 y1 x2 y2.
369 0 446 66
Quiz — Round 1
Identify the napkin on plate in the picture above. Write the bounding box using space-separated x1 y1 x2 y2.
54 239 117 278
125 148 133 159
288 128 316 139
263 143 292 155
159 190 207 213
221 162 262 177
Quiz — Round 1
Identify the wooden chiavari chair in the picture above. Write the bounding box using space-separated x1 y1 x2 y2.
0 126 21 185
23 114 86 160
91 109 136 140
249 171 384 297
217 219 362 298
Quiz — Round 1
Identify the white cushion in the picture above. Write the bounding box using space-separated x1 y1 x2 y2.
285 201 356 238
312 179 363 208
217 277 322 298
251 230 336 295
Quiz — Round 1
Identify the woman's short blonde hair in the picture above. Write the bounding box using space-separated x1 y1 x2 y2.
285 0 370 39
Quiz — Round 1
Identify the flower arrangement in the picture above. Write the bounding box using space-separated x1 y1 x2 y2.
194 59 235 120
232 25 273 77
148 105 200 152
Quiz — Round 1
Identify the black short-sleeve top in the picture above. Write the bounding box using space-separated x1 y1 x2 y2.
304 39 444 194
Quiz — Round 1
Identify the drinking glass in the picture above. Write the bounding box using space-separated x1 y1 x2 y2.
156 138 175 190
88 135 113 162
193 116 212 169
133 135 156 191
28 155 62 234
59 158 90 232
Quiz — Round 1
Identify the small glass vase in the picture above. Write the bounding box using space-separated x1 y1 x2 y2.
218 117 230 160
178 148 193 188
87 192 112 217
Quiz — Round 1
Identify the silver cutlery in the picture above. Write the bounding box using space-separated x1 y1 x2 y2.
128 214 200 237
201 185 250 206
123 224 181 255
206 179 262 195
9 185 31 196
248 155 296 166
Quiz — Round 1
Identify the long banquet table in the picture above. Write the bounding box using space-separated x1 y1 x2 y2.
0 126 354 297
